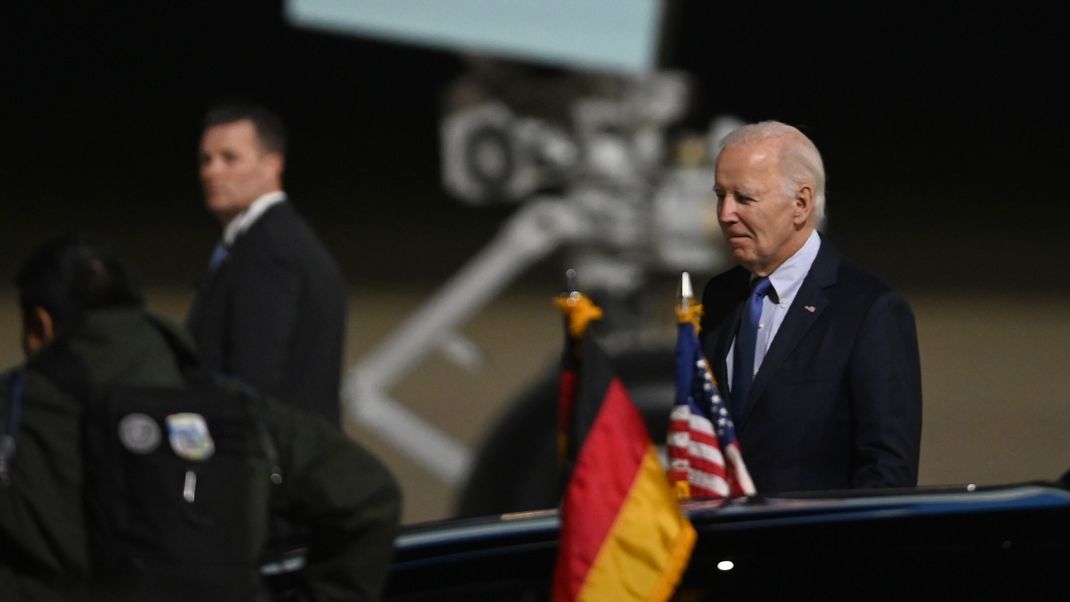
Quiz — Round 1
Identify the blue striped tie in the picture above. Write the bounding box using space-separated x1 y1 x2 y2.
731 277 772 420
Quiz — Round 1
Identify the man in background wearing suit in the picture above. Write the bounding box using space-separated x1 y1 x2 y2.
700 121 921 493
188 102 347 426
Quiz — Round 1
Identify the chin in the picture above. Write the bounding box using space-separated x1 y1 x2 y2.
205 197 234 212
730 248 754 265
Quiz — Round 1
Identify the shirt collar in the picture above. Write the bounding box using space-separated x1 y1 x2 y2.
763 229 821 305
222 191 287 245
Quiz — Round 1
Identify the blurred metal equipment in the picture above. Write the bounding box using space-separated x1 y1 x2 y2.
344 68 741 485
345 197 588 483
441 103 576 204
286 0 743 487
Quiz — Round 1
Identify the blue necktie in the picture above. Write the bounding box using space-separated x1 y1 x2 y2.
732 277 772 420
207 241 229 273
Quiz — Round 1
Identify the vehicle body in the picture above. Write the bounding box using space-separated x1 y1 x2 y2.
385 482 1070 600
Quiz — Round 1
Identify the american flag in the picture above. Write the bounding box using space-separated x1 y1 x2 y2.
667 300 755 500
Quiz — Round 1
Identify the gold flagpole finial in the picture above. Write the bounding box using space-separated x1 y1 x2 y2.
554 269 603 338
675 271 703 329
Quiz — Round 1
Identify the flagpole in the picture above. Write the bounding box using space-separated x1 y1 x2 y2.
678 271 694 310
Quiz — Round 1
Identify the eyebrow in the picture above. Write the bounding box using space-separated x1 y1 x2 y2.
714 185 760 198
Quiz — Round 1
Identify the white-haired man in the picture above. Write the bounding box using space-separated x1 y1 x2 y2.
700 120 921 493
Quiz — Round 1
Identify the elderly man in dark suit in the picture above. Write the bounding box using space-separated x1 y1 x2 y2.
700 121 921 494
188 102 346 426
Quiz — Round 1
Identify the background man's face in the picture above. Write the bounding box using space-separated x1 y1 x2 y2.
714 140 805 276
198 119 281 224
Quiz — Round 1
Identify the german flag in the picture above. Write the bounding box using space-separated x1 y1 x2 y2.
553 292 696 602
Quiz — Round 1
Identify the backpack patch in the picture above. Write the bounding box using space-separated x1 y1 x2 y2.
165 412 214 461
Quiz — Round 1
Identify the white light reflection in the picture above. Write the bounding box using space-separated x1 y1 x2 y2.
717 561 734 572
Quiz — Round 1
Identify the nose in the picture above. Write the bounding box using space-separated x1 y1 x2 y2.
718 195 738 224
200 156 220 180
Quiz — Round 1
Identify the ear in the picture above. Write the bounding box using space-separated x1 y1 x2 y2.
22 306 55 356
263 151 285 179
793 185 815 226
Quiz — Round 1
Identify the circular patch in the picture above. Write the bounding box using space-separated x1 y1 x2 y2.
118 413 161 454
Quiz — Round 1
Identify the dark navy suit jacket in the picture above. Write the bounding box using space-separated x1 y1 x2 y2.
700 239 921 493
187 202 347 426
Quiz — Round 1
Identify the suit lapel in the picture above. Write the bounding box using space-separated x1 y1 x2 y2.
701 268 749 395
712 302 743 393
737 242 841 430
187 254 231 330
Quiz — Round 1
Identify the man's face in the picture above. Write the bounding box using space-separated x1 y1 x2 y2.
714 140 811 276
199 119 282 225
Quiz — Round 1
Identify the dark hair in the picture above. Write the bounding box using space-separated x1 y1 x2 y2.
204 100 287 156
15 233 145 332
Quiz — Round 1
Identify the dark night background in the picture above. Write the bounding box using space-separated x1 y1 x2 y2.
3 2 1067 293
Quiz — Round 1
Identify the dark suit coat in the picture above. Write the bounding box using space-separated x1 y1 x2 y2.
187 201 347 425
700 239 921 493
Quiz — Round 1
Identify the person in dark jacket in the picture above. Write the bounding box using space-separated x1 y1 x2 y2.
0 234 400 601
188 101 347 426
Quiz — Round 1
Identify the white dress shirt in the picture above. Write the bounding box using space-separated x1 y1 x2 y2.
222 190 287 246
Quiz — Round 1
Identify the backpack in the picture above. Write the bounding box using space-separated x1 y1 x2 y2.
83 377 282 601
2 328 285 602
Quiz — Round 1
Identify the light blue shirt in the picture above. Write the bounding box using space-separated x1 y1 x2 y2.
727 229 822 389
